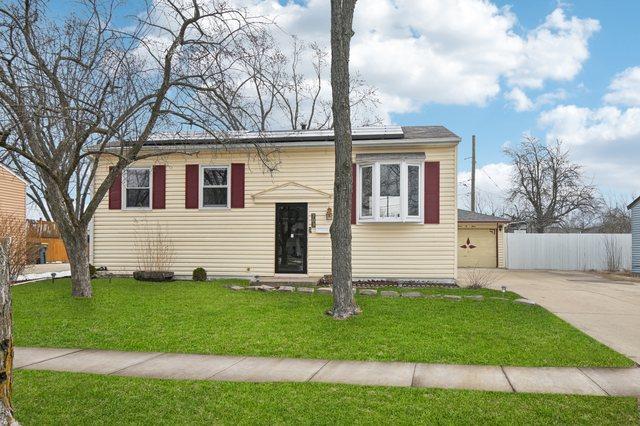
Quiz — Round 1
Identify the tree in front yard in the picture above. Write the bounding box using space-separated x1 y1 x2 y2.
0 239 17 425
329 0 360 319
504 137 599 233
0 0 268 297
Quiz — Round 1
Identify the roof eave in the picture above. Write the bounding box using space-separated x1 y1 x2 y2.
628 196 640 210
104 136 461 153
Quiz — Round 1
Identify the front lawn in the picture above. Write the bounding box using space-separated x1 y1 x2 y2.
13 370 639 425
11 278 633 367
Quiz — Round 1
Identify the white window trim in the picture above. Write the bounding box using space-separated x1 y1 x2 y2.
123 167 152 210
200 165 231 209
356 161 423 224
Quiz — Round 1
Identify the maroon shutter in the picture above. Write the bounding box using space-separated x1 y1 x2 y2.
424 161 440 224
185 164 199 209
108 167 122 210
152 165 166 209
231 163 245 208
351 163 357 224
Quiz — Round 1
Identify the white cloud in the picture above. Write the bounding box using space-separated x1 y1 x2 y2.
235 1 599 115
538 105 640 146
505 88 567 112
537 104 640 194
507 9 600 89
458 162 514 212
505 88 534 111
603 66 640 106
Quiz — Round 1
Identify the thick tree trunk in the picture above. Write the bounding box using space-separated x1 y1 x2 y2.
60 227 92 298
329 0 359 319
0 240 18 425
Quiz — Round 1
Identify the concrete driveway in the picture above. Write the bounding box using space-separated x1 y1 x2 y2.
474 269 640 364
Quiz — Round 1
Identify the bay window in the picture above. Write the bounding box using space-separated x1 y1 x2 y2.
357 161 423 222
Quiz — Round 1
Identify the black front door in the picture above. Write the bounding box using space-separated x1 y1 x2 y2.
275 203 308 274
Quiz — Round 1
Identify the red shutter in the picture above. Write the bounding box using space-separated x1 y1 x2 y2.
108 167 121 210
185 164 199 209
152 165 166 209
231 163 245 208
424 161 440 224
351 163 357 224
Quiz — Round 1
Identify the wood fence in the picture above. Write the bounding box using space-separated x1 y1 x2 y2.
26 220 68 263
505 233 632 271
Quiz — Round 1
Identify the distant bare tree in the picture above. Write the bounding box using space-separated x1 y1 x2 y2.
504 137 600 233
0 0 277 297
598 199 632 233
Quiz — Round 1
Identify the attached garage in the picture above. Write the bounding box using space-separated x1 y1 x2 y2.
458 209 509 268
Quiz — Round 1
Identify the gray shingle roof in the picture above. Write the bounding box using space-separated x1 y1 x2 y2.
401 126 460 140
458 209 510 223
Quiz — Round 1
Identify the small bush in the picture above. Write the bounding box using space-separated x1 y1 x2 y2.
89 264 97 278
463 267 501 289
192 267 207 281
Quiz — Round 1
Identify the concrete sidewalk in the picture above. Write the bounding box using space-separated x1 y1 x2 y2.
14 347 640 397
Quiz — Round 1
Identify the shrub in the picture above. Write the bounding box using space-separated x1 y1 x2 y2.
463 267 501 289
89 264 97 278
192 267 207 281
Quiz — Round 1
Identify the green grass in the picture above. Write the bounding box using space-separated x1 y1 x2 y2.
13 370 639 425
11 278 633 367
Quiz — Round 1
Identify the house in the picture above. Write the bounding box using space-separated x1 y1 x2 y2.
91 126 461 283
0 163 27 219
457 209 509 268
629 196 640 275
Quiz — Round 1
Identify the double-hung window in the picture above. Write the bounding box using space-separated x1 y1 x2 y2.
124 168 151 209
201 166 230 208
358 161 423 223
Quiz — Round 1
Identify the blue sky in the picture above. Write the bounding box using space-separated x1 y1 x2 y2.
49 0 640 206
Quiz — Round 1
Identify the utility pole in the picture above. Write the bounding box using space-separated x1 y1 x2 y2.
471 135 476 212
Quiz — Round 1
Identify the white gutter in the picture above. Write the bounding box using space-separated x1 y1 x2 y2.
105 137 461 153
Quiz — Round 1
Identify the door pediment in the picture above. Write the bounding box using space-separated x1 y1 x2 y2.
252 182 332 204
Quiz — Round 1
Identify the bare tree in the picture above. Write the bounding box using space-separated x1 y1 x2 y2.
504 137 599 233
0 239 17 425
0 213 32 282
0 0 271 297
329 0 359 319
597 198 632 233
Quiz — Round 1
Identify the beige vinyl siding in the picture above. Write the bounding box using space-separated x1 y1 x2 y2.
0 165 26 219
93 143 457 280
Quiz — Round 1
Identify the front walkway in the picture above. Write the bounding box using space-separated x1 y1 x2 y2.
14 347 640 397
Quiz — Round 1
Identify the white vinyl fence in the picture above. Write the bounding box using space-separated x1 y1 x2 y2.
505 233 632 271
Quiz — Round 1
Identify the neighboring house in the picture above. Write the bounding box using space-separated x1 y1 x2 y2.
457 209 509 268
92 126 461 283
0 163 27 219
629 196 640 275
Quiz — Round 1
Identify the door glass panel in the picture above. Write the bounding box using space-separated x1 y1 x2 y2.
379 164 401 218
275 204 307 273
